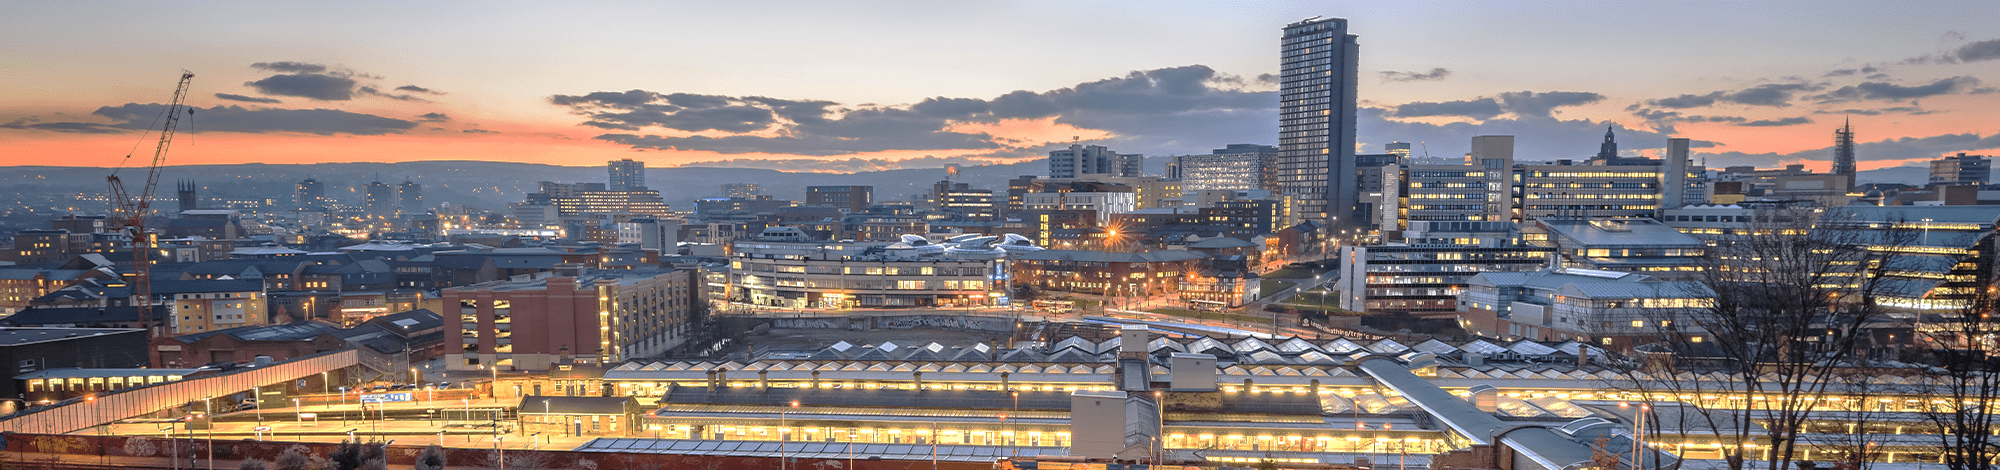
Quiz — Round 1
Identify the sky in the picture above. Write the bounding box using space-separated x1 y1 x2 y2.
4 1 2000 174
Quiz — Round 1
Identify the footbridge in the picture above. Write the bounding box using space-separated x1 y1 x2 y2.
1356 355 1679 470
0 350 358 434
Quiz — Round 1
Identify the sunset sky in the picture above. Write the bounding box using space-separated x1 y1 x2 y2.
4 1 1999 173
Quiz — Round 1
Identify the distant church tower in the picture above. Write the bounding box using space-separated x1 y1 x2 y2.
1595 126 1618 160
177 180 198 213
1832 118 1857 190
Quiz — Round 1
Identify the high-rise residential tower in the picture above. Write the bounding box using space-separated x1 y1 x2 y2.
365 181 394 217
609 158 646 191
1048 144 1142 179
296 178 325 212
399 180 424 214
1277 16 1360 228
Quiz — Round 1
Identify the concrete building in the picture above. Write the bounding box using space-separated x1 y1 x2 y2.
524 181 673 218
296 178 326 212
617 218 681 252
1167 144 1278 192
720 183 760 199
365 181 394 217
1460 267 1710 347
1335 221 1550 315
0 327 150 399
807 186 874 213
1278 16 1360 228
163 279 268 334
1931 152 1991 186
446 268 705 371
398 180 423 214
1532 218 1706 279
1022 192 1136 224
727 227 1019 309
694 196 794 215
933 182 999 220
1012 249 1207 297
609 158 647 191
1048 144 1142 179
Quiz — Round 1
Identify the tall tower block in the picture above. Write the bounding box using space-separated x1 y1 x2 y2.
1277 16 1360 229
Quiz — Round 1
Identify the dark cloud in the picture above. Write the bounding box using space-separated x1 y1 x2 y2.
1379 91 1600 121
214 93 282 104
1696 131 2000 168
1959 38 2000 62
245 73 358 101
555 65 1273 156
679 154 1013 173
416 112 450 122
1824 69 1858 77
1628 108 1749 131
1389 98 1502 120
357 86 430 102
461 129 498 134
1497 91 1604 118
88 103 416 135
1726 83 1822 106
1379 68 1451 82
1644 83 1822 109
1812 106 1937 116
1739 117 1812 127
1813 76 1984 102
250 61 328 74
1359 107 1717 162
0 119 128 134
1648 93 1721 109
240 61 432 102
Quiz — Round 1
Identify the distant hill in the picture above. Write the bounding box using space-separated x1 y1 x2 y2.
0 160 1048 212
1856 165 1931 186
0 159 1934 213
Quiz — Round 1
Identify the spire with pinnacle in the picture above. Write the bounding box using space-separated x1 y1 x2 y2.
1833 117 1857 190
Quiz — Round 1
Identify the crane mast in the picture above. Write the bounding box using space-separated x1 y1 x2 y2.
108 71 193 339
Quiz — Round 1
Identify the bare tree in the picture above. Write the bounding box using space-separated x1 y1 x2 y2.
1615 206 1916 470
1914 286 2000 470
274 449 312 470
413 445 446 470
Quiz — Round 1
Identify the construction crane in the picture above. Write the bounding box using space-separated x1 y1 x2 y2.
107 71 194 339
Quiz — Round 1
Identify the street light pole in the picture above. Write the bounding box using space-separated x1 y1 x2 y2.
781 401 798 470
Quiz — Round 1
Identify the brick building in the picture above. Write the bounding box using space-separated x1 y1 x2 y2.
445 268 704 372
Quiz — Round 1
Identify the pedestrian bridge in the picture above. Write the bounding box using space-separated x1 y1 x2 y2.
0 349 358 434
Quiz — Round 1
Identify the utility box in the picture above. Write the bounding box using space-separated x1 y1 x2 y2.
1119 325 1150 359
1169 353 1217 391
1069 390 1130 459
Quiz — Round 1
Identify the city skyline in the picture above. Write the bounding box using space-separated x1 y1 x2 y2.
3 1 1999 174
